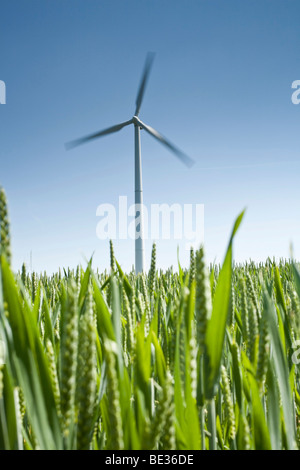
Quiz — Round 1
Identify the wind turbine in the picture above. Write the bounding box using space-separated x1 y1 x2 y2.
66 53 194 274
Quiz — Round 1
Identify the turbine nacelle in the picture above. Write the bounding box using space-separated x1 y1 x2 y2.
132 116 142 127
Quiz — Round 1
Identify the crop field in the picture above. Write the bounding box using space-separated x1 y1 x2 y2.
0 187 300 450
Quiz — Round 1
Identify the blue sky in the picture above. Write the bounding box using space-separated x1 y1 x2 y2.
0 0 300 273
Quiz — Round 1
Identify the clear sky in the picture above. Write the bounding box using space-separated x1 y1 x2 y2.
1 0 300 273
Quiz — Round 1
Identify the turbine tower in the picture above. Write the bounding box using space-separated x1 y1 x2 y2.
66 53 194 274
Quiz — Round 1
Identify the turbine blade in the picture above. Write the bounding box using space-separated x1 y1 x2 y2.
138 119 194 167
135 52 155 116
65 119 133 150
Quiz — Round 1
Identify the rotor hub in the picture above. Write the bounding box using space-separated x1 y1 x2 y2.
133 116 141 126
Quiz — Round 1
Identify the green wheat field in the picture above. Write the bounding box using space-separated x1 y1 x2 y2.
0 186 300 450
